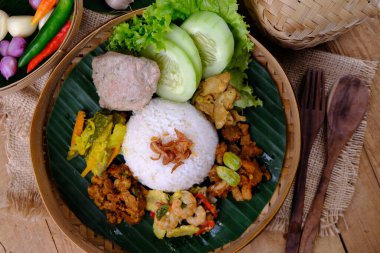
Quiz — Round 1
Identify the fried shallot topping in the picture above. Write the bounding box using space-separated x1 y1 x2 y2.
150 129 193 173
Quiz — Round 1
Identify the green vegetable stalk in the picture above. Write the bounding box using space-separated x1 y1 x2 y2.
18 0 73 67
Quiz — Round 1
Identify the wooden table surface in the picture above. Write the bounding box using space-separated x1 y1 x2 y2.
0 13 379 253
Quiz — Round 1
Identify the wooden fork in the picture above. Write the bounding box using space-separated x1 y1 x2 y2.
285 69 326 253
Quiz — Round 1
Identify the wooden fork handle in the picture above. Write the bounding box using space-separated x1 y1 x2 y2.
299 150 340 253
285 145 313 253
286 110 322 253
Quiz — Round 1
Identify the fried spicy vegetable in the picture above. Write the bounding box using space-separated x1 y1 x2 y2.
67 111 127 177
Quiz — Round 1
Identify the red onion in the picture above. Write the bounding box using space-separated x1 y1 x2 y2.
0 40 9 57
0 56 17 80
29 0 42 10
7 37 27 58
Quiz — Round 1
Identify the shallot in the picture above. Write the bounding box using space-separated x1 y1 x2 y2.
7 37 26 57
29 0 42 10
0 40 9 56
105 0 134 10
0 56 17 80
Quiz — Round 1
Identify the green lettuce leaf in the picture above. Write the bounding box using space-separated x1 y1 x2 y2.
109 0 253 72
108 14 172 54
230 69 262 108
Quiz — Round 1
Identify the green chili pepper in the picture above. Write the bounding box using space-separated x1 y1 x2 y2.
18 0 74 67
216 166 241 187
156 205 169 220
223 152 241 171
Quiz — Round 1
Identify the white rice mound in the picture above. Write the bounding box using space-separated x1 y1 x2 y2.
122 98 218 192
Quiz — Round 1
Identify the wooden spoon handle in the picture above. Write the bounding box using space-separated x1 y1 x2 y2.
299 151 340 253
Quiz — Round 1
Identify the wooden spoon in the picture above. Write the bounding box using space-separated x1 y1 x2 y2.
299 75 369 253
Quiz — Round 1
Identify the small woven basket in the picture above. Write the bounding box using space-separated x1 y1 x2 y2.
243 0 379 49
0 0 83 96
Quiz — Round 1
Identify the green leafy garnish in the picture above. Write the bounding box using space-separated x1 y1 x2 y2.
156 204 169 220
230 69 263 108
108 0 253 72
108 14 172 54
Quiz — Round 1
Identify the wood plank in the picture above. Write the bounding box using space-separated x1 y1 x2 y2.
46 218 84 253
0 216 63 253
336 149 380 253
239 231 345 253
326 14 380 183
325 14 380 253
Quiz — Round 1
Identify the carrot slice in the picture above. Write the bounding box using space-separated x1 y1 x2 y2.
81 159 95 177
32 0 57 25
67 111 85 160
106 146 120 168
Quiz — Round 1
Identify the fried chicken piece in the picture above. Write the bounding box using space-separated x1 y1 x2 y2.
228 143 241 155
241 175 253 200
214 102 229 129
241 160 260 174
200 72 230 96
215 85 237 110
231 187 244 201
237 122 250 135
207 181 230 199
222 125 242 142
241 144 263 159
215 143 227 165
261 165 272 181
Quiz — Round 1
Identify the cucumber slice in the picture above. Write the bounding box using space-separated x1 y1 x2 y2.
142 40 197 102
165 24 202 85
181 11 234 79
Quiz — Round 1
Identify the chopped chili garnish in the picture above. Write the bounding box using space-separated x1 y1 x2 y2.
196 193 218 217
195 220 215 236
150 129 193 173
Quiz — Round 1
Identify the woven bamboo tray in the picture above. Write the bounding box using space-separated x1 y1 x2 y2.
0 0 83 96
243 0 379 49
30 10 301 253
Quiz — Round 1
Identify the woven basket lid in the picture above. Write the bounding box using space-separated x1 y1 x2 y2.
243 0 379 49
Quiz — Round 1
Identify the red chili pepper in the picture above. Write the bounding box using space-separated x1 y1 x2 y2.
27 20 71 73
149 211 155 219
196 193 218 217
195 220 215 236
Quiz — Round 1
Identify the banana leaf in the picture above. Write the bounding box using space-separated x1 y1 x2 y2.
45 43 286 252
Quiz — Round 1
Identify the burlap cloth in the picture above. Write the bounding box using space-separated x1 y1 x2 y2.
0 8 378 238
